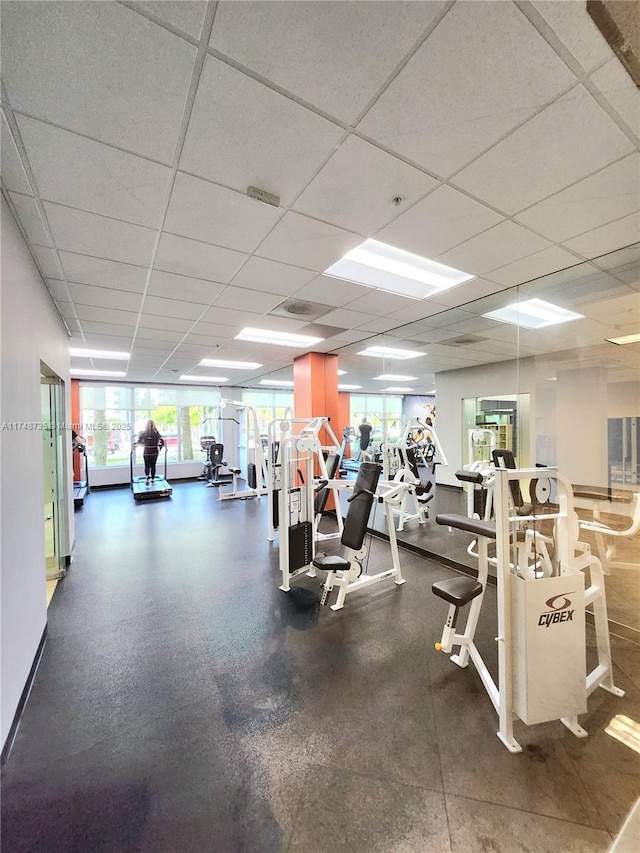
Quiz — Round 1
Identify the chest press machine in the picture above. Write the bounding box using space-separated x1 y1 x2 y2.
432 466 623 753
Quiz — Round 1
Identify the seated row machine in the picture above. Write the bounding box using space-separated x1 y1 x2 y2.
432 466 623 753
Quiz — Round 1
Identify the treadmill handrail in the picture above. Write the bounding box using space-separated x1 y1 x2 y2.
130 441 169 488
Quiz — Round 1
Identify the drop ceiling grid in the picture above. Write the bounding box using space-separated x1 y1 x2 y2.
1 0 638 389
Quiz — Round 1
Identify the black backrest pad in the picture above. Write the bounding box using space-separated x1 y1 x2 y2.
314 453 341 515
491 449 524 507
342 462 382 550
405 447 419 479
210 443 224 464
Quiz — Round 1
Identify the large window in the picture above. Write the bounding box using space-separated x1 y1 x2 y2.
79 384 222 467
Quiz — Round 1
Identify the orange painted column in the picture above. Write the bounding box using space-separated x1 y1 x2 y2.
71 378 81 480
293 352 344 508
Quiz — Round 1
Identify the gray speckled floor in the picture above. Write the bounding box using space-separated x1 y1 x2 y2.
1 481 638 852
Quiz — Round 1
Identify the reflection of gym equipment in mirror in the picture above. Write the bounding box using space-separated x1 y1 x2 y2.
432 466 623 753
390 419 447 531
130 440 172 501
72 432 90 508
574 486 640 575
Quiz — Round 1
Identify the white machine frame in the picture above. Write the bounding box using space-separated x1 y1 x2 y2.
577 488 640 575
434 467 623 753
216 400 269 501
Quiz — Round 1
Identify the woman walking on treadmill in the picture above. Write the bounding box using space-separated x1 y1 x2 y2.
138 420 165 485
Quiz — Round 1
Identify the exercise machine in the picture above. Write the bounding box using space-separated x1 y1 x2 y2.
72 432 90 508
432 466 623 753
392 444 434 531
216 400 269 501
267 415 343 548
130 440 172 501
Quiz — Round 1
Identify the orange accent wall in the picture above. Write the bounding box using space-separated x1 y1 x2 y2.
293 352 342 508
71 379 81 480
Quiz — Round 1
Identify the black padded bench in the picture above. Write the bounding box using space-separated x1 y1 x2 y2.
432 513 496 608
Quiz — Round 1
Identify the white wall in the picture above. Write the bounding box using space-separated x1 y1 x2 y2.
1 197 73 749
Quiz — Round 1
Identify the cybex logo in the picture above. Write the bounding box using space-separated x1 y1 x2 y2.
538 592 576 628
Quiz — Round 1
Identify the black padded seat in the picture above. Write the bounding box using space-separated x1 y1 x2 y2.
313 554 349 572
436 513 497 539
416 482 434 501
228 467 241 475
432 577 483 607
455 469 485 484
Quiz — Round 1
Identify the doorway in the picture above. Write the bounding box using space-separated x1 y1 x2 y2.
41 369 67 605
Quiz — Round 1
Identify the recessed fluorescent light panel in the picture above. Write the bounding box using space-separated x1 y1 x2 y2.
338 384 361 390
358 346 424 360
337 370 347 376
374 374 417 381
199 358 262 369
235 328 324 347
180 375 228 382
606 333 640 345
325 238 474 299
259 379 294 387
70 369 126 377
385 387 415 393
70 348 130 360
483 298 584 329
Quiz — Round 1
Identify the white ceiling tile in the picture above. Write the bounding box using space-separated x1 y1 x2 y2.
358 0 576 177
1 111 32 194
563 214 640 259
44 203 156 266
210 1 446 123
1 2 196 162
54 300 75 317
135 326 186 341
342 289 416 316
45 279 73 302
164 172 281 253
293 274 369 307
30 245 62 278
133 1 207 38
293 136 438 235
181 56 344 206
376 185 504 258
79 321 136 337
356 316 412 334
154 232 247 282
230 256 316 296
68 282 142 312
387 300 451 324
215 285 282 314
256 211 361 272
17 116 171 228
425 278 507 309
483 246 580 288
148 270 225 304
529 0 614 73
138 314 193 332
436 221 551 277
314 307 383 330
590 59 640 137
198 305 264 328
452 86 634 214
79 335 133 349
143 295 206 321
59 252 148 292
515 154 640 243
8 192 50 246
75 305 138 326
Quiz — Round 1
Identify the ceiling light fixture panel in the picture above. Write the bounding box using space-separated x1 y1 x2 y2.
70 369 126 377
358 345 424 360
180 375 228 382
325 238 474 299
259 379 294 386
606 333 640 345
374 374 417 381
70 348 130 360
482 298 584 329
199 358 262 369
235 327 324 347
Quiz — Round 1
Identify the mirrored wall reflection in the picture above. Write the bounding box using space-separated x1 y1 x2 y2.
369 244 640 637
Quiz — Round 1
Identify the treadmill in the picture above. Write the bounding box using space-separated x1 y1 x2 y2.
130 441 172 501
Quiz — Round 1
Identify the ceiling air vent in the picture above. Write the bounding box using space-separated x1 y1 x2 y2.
442 335 487 346
270 299 333 322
